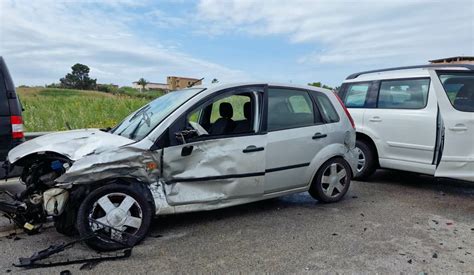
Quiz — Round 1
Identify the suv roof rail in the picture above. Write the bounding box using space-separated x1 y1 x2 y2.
346 64 474 80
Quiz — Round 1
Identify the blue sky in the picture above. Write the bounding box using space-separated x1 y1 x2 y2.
1 0 473 87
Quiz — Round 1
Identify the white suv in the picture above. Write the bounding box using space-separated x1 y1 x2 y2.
339 64 474 182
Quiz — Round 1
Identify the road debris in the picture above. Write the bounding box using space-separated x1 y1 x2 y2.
13 219 136 269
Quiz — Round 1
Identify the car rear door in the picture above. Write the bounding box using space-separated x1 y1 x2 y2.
264 87 329 193
431 70 474 182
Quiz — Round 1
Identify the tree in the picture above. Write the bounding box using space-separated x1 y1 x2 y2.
136 78 148 92
60 63 97 90
211 78 219 84
308 82 333 90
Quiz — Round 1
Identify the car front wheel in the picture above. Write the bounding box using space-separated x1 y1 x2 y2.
76 184 153 251
309 158 352 203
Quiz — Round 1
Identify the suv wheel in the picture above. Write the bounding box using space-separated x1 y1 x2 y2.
309 158 351 203
76 184 153 251
354 140 376 180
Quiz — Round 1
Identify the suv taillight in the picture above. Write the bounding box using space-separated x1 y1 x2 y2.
11 116 24 139
333 92 355 129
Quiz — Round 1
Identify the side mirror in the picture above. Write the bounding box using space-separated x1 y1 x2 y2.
175 129 198 144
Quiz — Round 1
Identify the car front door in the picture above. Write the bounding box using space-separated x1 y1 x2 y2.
363 78 437 174
431 70 474 182
264 87 328 193
161 86 267 205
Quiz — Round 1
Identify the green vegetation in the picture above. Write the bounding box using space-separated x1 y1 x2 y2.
18 87 155 132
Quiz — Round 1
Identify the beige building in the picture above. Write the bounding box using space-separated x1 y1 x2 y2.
167 76 202 90
132 82 169 91
429 56 474 65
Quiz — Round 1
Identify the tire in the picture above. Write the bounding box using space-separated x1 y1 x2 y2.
76 184 153 251
353 139 376 180
309 158 352 203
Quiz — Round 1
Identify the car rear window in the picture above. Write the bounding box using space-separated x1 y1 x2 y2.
438 72 474 112
0 72 9 116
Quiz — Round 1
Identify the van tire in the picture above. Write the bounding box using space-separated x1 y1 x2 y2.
354 140 376 180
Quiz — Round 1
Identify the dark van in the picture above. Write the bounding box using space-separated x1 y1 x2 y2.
0 57 24 179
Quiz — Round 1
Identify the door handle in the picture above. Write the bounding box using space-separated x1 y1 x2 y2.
243 145 264 153
369 116 382 122
312 133 327 139
449 124 468 132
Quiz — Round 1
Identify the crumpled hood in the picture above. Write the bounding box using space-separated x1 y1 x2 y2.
8 129 135 164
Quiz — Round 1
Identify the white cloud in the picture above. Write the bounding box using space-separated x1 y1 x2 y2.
196 0 474 66
0 0 247 86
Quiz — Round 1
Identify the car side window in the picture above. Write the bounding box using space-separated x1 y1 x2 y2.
185 92 256 138
438 72 474 112
377 78 430 109
314 93 340 123
343 83 371 107
267 88 315 131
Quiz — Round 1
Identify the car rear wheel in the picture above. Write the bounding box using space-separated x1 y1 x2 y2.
309 158 351 203
353 140 376 180
76 184 153 251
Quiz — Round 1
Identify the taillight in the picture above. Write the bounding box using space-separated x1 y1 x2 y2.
333 92 355 129
11 116 24 139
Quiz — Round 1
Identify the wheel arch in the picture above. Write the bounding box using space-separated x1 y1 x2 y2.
356 132 380 167
305 143 355 189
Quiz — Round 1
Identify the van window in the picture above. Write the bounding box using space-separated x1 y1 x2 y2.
344 83 371 107
438 72 474 112
0 73 9 116
267 88 315 131
377 78 430 109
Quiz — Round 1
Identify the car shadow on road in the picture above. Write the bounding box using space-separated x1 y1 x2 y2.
148 192 322 235
361 169 474 197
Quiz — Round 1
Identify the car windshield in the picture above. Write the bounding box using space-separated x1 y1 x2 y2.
111 88 205 141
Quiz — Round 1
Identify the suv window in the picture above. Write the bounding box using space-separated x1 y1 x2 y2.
438 72 474 112
377 78 430 109
267 88 315 131
0 72 9 116
344 83 371 107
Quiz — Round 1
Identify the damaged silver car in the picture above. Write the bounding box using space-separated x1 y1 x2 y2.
1 83 357 251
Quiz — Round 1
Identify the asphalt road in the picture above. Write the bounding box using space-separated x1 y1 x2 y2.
0 170 473 274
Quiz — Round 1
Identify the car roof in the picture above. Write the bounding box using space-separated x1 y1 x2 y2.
194 82 333 94
344 64 474 83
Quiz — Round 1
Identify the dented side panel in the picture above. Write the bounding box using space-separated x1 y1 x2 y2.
56 146 161 185
162 136 266 205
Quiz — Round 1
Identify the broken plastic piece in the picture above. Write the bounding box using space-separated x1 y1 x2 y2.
14 220 135 269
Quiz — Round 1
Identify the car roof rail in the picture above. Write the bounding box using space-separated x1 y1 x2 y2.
346 64 474 80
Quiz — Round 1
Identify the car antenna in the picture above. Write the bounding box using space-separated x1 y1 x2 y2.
187 78 204 88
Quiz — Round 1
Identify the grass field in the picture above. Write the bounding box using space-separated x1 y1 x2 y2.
18 87 154 132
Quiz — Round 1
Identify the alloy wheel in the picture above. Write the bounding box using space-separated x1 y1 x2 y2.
321 163 348 198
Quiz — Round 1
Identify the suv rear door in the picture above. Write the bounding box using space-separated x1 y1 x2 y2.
431 70 474 182
362 78 437 174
